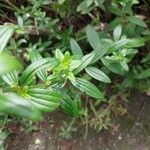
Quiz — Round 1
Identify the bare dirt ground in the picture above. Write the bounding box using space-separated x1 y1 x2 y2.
6 91 150 150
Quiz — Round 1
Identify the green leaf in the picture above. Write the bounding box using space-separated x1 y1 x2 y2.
60 95 84 117
19 58 58 86
127 16 147 27
85 66 111 83
71 78 104 99
55 49 64 61
0 93 42 120
101 58 124 75
28 88 61 112
74 52 95 74
0 24 15 52
125 38 145 48
77 0 93 13
70 38 83 58
91 44 109 63
86 25 101 50
108 39 129 53
120 60 129 71
95 0 105 10
136 69 150 79
30 51 48 82
70 60 82 71
1 71 18 85
108 4 123 16
113 24 122 41
0 53 22 75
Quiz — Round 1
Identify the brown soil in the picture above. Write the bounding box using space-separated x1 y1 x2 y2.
6 91 150 150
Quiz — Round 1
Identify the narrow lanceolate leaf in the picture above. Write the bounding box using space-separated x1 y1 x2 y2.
0 93 42 120
101 58 124 75
0 24 15 52
77 0 93 13
85 66 111 83
136 69 150 79
127 16 147 27
86 25 101 50
28 88 61 112
91 44 109 63
1 71 18 85
30 51 48 81
108 39 129 53
70 38 83 58
71 78 104 99
19 58 58 86
74 52 95 74
113 24 122 41
125 38 145 48
60 95 83 117
0 53 22 75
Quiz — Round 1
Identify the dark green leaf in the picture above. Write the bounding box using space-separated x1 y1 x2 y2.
125 38 145 48
60 95 84 117
77 0 93 13
74 52 95 74
0 24 15 52
1 71 18 85
28 88 61 112
113 24 122 41
127 16 147 27
30 51 48 82
108 39 129 53
85 66 111 83
70 38 83 58
20 58 58 86
91 44 109 63
101 58 124 75
0 93 42 120
136 69 150 79
86 25 101 50
71 78 104 99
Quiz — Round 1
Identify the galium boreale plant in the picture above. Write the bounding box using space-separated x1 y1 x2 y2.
0 22 146 123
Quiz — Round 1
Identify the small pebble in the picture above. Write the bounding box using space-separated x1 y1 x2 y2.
118 136 122 140
35 139 41 144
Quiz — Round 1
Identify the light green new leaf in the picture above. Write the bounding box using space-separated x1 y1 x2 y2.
0 93 42 120
70 38 83 58
113 24 122 41
0 24 15 52
0 53 22 75
85 66 111 83
127 16 147 27
55 49 64 61
74 52 95 74
71 77 104 99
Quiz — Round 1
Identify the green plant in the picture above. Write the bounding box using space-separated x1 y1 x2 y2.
0 20 146 121
59 118 77 139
